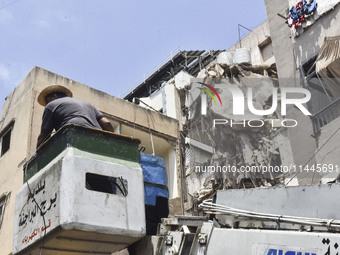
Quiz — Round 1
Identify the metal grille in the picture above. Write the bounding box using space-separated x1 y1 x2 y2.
311 97 340 133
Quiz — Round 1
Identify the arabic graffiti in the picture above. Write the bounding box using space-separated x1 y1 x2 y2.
34 180 45 195
21 219 52 245
18 178 58 228
322 238 339 255
18 192 57 227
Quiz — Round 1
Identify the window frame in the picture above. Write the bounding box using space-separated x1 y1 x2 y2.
302 55 335 98
301 56 335 113
301 56 340 133
0 120 14 157
0 193 10 229
258 37 274 63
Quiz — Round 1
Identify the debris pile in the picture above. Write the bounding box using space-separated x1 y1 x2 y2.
179 61 287 214
196 62 277 80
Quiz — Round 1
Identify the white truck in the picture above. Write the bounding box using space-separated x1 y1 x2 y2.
12 125 340 255
131 183 340 255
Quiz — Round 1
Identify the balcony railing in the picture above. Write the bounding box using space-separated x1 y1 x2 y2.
311 97 340 133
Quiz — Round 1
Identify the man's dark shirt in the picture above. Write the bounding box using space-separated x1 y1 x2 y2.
41 97 104 133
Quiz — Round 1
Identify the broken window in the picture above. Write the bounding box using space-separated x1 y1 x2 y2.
0 121 14 157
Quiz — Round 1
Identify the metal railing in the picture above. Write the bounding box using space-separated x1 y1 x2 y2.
119 48 181 98
311 97 340 133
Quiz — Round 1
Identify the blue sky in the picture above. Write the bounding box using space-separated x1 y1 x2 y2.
0 0 267 110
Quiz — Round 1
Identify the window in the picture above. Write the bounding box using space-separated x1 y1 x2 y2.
302 56 335 114
0 121 14 157
0 194 9 229
302 57 340 133
259 37 274 63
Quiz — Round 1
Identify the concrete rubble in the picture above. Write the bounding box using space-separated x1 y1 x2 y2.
176 59 289 214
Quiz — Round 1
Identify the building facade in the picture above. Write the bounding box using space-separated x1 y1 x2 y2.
123 0 340 214
2 0 340 253
265 0 340 183
0 67 180 255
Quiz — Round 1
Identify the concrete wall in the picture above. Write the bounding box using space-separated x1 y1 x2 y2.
315 117 340 183
265 0 319 182
161 148 178 198
228 20 275 66
0 66 181 254
164 84 181 120
265 0 340 184
293 3 340 66
140 89 163 112
139 76 192 136
265 0 295 79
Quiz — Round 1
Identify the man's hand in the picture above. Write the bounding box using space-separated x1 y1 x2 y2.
98 117 114 132
37 131 51 148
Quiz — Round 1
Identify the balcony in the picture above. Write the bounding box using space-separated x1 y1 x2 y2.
311 97 340 133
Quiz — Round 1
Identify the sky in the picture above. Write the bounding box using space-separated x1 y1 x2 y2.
0 0 267 111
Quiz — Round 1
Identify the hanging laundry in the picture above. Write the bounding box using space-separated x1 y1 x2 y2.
304 0 318 15
289 6 299 23
287 0 317 28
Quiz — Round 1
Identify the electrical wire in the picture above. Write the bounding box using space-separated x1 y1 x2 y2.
315 72 333 102
0 0 24 9
199 199 340 229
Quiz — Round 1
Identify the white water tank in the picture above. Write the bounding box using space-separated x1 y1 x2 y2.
216 51 234 65
233 48 252 65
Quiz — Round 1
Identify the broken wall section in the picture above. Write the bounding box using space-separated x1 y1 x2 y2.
181 63 296 214
135 61 290 215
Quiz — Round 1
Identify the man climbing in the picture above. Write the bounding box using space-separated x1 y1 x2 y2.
36 84 114 148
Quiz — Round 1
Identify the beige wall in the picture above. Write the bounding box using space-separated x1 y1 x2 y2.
0 66 180 254
0 72 36 254
29 67 179 154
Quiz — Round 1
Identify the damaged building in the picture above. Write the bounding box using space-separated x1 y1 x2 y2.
123 21 286 214
1 0 340 253
124 0 340 214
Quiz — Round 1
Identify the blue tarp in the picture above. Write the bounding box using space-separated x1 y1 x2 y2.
140 153 168 206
